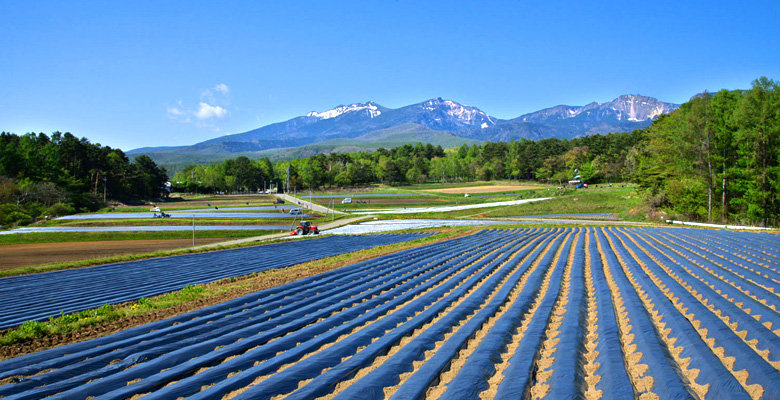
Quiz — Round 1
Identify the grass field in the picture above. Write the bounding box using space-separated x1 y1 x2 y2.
376 186 645 221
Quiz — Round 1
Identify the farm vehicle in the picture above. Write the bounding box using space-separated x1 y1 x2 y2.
290 221 319 235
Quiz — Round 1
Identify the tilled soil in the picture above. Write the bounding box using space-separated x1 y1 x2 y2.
0 238 238 270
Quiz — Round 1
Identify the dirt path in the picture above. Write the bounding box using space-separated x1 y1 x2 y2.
0 238 237 270
276 193 349 216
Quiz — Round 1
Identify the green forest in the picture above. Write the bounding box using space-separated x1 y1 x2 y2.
2 77 778 228
0 132 168 227
172 133 640 192
634 77 779 227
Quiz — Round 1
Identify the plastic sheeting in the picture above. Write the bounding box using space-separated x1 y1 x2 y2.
0 233 432 330
1 227 779 399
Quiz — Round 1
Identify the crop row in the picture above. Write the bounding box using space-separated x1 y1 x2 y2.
0 233 432 331
0 227 779 399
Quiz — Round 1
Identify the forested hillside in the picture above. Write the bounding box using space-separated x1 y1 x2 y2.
0 132 168 227
633 77 779 226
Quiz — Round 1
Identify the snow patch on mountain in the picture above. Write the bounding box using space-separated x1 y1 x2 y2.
607 94 677 122
307 102 381 120
519 95 677 124
420 98 496 127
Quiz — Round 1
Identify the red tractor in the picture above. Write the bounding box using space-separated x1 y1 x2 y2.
290 221 320 235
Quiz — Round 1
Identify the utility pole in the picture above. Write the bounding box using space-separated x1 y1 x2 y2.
286 165 290 195
192 215 195 246
103 177 107 202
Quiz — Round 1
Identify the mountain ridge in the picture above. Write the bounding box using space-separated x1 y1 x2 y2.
131 95 678 164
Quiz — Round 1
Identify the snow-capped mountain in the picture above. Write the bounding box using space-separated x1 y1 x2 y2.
518 95 676 123
306 102 383 119
417 98 497 129
130 95 678 158
465 94 679 140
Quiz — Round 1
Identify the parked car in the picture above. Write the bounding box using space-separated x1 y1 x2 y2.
289 208 303 215
341 198 352 204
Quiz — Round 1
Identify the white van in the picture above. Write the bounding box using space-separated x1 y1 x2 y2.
290 208 303 215
341 198 352 204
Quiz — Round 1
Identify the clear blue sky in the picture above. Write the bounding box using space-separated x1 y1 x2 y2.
2 0 778 151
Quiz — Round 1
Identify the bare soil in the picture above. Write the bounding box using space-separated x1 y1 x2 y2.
312 198 446 206
0 238 238 270
425 185 543 194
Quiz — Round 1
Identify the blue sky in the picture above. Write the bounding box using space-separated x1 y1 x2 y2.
2 0 778 151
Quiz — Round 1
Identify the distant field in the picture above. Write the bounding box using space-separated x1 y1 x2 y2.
0 237 240 270
383 187 644 221
426 184 542 194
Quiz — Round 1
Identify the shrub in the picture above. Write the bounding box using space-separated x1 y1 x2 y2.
45 202 76 217
18 320 49 337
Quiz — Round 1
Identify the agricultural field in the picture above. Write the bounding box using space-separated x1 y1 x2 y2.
423 184 542 194
0 193 339 269
2 227 779 399
293 182 557 214
0 233 431 331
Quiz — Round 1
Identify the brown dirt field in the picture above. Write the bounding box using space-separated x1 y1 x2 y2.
312 198 446 206
425 185 543 194
0 238 238 270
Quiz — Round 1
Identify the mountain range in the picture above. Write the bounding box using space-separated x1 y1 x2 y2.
131 95 678 166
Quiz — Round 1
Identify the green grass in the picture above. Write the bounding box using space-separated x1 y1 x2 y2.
0 285 212 345
387 186 647 221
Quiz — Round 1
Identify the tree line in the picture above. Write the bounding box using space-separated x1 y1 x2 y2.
0 131 168 227
172 132 641 193
633 77 780 227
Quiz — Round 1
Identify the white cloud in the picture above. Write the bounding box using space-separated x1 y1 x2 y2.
166 107 184 116
167 84 230 128
213 83 229 94
195 102 228 120
201 84 230 104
